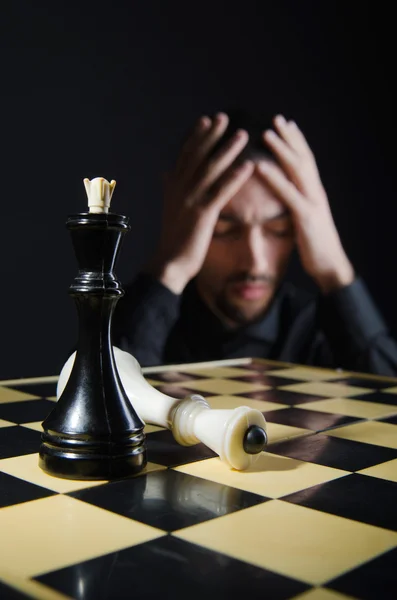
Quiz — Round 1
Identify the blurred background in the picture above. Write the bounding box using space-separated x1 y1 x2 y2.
1 0 396 378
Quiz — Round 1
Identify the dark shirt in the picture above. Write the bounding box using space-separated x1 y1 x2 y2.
113 272 397 376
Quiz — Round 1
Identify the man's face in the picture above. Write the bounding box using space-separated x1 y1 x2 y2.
196 169 295 327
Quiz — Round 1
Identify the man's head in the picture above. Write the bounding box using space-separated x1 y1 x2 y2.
195 110 296 327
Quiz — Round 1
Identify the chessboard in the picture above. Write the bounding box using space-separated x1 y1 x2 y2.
0 357 397 600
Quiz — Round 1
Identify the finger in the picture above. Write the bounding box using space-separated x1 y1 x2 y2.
256 161 306 214
176 113 229 182
263 128 301 180
175 115 212 170
205 160 255 209
273 115 313 157
192 129 249 199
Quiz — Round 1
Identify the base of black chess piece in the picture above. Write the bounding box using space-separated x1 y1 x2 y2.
39 430 146 480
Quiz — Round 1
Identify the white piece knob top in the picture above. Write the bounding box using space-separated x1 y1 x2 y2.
83 177 116 213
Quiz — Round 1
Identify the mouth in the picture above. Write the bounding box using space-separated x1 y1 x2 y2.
230 282 271 301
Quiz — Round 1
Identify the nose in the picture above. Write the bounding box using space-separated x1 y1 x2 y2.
239 227 269 274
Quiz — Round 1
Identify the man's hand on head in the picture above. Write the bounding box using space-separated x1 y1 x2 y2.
146 113 254 294
256 114 354 294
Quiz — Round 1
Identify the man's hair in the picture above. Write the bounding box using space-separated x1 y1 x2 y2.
209 108 275 164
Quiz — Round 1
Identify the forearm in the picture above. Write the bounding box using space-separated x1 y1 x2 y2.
144 257 190 295
318 277 397 376
313 252 355 295
113 272 182 367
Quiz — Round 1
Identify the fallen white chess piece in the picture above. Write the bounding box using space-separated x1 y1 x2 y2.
57 347 268 471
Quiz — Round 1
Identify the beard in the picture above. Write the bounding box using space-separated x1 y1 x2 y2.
214 272 279 327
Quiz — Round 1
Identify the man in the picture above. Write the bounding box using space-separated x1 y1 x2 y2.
114 111 397 376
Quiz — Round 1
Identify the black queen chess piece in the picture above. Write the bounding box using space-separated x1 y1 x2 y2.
39 177 146 479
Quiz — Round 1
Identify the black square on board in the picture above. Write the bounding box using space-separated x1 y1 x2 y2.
282 473 397 531
264 407 359 431
268 433 397 471
154 384 200 399
69 468 268 531
145 371 207 383
229 375 303 387
327 547 397 600
379 414 397 425
322 376 391 390
0 399 55 424
350 391 397 406
0 426 42 459
2 382 57 398
0 581 35 600
36 535 309 600
0 471 54 508
235 389 327 405
146 429 217 466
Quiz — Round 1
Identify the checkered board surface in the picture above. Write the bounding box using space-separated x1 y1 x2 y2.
1 358 397 600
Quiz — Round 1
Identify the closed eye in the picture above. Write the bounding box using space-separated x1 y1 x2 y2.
213 218 241 236
213 226 242 240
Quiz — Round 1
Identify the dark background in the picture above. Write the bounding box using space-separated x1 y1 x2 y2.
1 1 396 379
